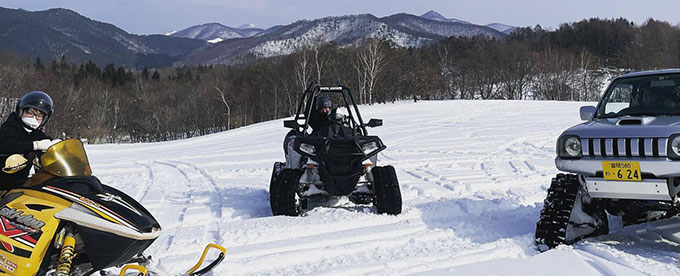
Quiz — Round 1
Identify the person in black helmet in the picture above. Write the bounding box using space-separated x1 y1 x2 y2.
0 91 60 189
281 96 332 169
308 96 332 132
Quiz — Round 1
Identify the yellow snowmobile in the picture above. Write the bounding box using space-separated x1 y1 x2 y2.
0 139 226 275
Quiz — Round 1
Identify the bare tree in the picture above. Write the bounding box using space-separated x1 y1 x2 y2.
294 47 313 93
356 39 388 104
87 80 112 142
437 44 457 99
313 42 329 83
215 87 231 130
351 54 367 104
498 41 534 100
577 49 594 101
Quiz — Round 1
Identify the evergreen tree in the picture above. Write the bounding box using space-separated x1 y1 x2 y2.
102 64 116 86
114 66 132 87
74 60 102 86
141 67 150 80
151 70 160 80
34 57 45 71
50 60 58 73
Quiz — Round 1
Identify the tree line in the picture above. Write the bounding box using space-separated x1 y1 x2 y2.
0 17 677 143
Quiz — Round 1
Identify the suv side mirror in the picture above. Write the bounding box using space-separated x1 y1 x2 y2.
366 119 383 128
283 120 298 129
580 106 596 121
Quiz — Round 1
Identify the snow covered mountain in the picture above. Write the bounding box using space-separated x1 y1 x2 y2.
0 7 206 68
420 10 471 24
169 22 267 42
87 100 680 275
182 13 505 65
420 10 517 34
0 7 516 67
486 23 517 34
238 23 257 29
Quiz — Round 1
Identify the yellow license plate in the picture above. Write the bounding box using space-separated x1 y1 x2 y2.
602 161 641 181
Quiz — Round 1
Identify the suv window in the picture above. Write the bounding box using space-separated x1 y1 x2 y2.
603 84 632 114
596 73 680 118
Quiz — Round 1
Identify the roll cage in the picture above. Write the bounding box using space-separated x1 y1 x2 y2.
284 82 382 136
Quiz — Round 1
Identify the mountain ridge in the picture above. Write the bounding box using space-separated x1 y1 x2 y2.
181 12 506 65
0 6 207 68
0 7 515 67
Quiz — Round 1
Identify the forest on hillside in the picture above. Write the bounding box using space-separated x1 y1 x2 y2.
0 18 678 142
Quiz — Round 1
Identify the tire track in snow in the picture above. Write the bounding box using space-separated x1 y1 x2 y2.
227 220 427 261
311 239 528 276
169 160 224 219
397 149 549 196
224 193 536 274
402 168 461 194
157 160 223 245
225 221 444 274
134 162 154 202
144 161 192 251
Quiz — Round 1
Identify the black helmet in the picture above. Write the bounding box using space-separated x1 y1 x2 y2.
16 91 53 130
315 96 332 110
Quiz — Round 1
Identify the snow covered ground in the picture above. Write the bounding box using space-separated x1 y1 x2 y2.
84 100 680 275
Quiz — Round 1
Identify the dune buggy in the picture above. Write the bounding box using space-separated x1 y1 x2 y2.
269 83 401 216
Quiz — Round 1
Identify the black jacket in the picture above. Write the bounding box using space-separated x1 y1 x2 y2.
308 110 329 132
0 112 50 189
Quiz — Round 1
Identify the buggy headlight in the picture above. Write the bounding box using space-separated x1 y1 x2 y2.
558 135 582 158
362 141 379 155
668 134 680 159
300 143 316 155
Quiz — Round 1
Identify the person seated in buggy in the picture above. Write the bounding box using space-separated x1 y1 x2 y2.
316 108 356 138
283 96 333 169
308 96 332 132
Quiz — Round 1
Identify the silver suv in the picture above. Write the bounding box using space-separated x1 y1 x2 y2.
536 69 680 249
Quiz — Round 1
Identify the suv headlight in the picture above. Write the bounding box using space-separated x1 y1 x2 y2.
300 143 316 155
362 141 379 155
558 135 582 159
668 134 680 159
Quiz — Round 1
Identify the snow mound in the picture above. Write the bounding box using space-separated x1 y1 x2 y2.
207 37 224 44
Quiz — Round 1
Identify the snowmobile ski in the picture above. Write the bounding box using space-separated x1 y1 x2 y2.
118 243 227 276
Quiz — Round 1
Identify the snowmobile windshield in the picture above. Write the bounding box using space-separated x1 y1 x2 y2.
596 73 680 119
40 139 93 177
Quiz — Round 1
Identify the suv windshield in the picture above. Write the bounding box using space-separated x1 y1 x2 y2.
596 73 680 118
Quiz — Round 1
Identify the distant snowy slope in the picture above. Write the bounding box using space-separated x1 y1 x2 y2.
170 22 265 41
420 10 471 24
238 23 257 29
419 10 517 35
86 100 680 275
250 14 431 58
486 23 517 34
183 14 504 65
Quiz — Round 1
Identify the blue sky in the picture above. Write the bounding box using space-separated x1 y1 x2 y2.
1 0 678 34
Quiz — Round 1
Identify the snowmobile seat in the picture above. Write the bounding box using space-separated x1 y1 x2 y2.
39 175 105 194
